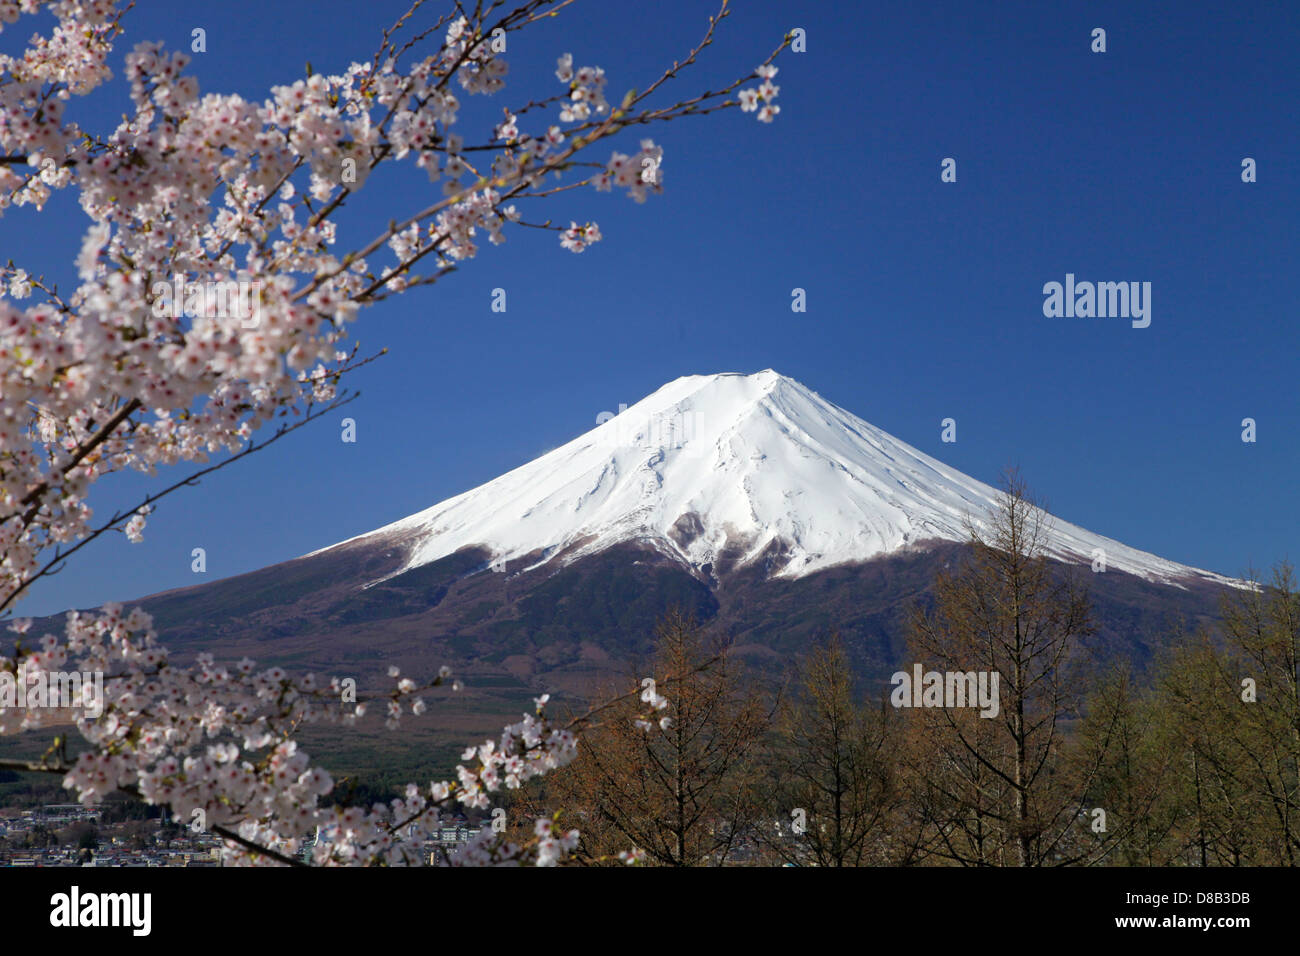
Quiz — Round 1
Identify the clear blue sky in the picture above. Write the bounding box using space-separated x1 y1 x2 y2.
10 0 1298 617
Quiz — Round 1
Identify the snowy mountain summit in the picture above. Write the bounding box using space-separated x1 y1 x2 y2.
324 370 1234 588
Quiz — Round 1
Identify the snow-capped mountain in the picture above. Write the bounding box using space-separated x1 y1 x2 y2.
78 369 1238 709
317 370 1234 589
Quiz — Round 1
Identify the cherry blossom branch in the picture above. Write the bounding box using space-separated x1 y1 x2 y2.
0 0 789 866
0 755 308 866
0 386 365 615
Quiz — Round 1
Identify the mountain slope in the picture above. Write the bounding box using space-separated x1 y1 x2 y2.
315 370 1235 589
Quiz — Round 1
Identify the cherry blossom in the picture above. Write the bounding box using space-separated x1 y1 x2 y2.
0 0 790 865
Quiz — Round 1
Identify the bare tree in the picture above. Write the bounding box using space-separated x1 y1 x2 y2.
761 635 900 866
903 469 1096 866
538 609 769 866
1219 563 1300 863
1150 565 1300 865
1072 662 1184 865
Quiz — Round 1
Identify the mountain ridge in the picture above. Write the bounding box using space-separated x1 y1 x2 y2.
309 369 1240 590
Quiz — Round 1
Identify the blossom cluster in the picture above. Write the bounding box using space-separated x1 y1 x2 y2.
560 221 602 253
2 604 585 865
556 53 609 122
595 139 664 203
738 64 781 122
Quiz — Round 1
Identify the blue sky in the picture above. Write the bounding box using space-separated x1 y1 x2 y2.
10 0 1298 616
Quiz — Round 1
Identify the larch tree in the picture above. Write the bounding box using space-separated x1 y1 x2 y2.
903 469 1097 866
1218 562 1300 863
762 634 901 866
1153 638 1265 865
1151 565 1300 865
537 609 769 866
1072 662 1184 866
